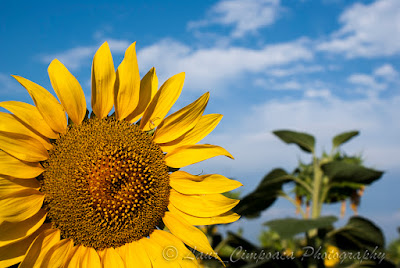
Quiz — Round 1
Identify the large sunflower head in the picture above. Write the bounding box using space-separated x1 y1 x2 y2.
0 42 241 267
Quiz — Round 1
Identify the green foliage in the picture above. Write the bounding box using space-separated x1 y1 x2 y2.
202 129 392 267
236 129 385 222
273 130 315 153
233 168 290 218
327 216 385 251
293 161 313 201
332 130 359 149
258 230 284 250
283 130 383 216
264 216 338 239
322 161 383 185
387 234 400 265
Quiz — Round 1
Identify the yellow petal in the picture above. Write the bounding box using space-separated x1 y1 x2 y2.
19 228 60 268
0 101 58 139
0 150 44 179
168 204 240 226
12 75 67 134
81 246 101 268
0 189 44 222
0 209 47 247
65 245 84 268
169 189 239 217
126 67 158 123
140 72 185 131
0 131 49 162
0 223 51 268
116 242 151 268
164 144 233 168
0 112 52 150
159 114 223 152
139 237 179 268
170 171 242 194
99 247 125 268
153 92 209 144
91 42 116 119
0 175 40 197
162 212 223 264
41 238 73 268
48 59 87 125
150 230 199 267
114 42 140 120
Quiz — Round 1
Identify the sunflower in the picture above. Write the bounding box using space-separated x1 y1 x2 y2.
0 42 241 267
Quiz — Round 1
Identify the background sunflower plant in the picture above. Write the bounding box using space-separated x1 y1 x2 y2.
198 130 395 267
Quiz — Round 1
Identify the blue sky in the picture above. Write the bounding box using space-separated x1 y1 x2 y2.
1 0 399 244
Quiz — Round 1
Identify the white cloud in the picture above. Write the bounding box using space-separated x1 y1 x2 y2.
254 78 302 90
374 64 398 80
347 64 399 97
195 95 400 179
41 46 95 70
107 39 131 53
304 88 332 98
348 73 386 91
317 0 400 57
275 81 302 90
40 39 130 70
188 0 283 38
266 64 324 77
137 38 313 91
254 79 334 99
38 36 312 92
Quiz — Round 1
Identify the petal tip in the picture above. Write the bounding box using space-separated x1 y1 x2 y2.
11 74 22 81
226 152 234 159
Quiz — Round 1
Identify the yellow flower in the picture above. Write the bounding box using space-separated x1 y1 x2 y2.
324 245 340 267
0 42 242 267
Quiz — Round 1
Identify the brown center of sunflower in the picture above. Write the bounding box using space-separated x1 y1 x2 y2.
40 117 170 250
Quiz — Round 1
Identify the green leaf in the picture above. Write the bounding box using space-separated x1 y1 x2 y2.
273 130 315 153
332 130 359 149
327 216 385 252
322 161 383 185
264 216 338 239
233 169 290 218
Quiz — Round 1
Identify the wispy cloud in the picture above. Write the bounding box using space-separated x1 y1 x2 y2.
317 0 400 58
188 0 283 38
347 64 398 97
39 39 130 71
304 88 332 99
254 78 306 91
41 46 95 70
374 64 399 81
198 95 400 180
137 38 313 91
265 64 325 77
348 74 387 91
